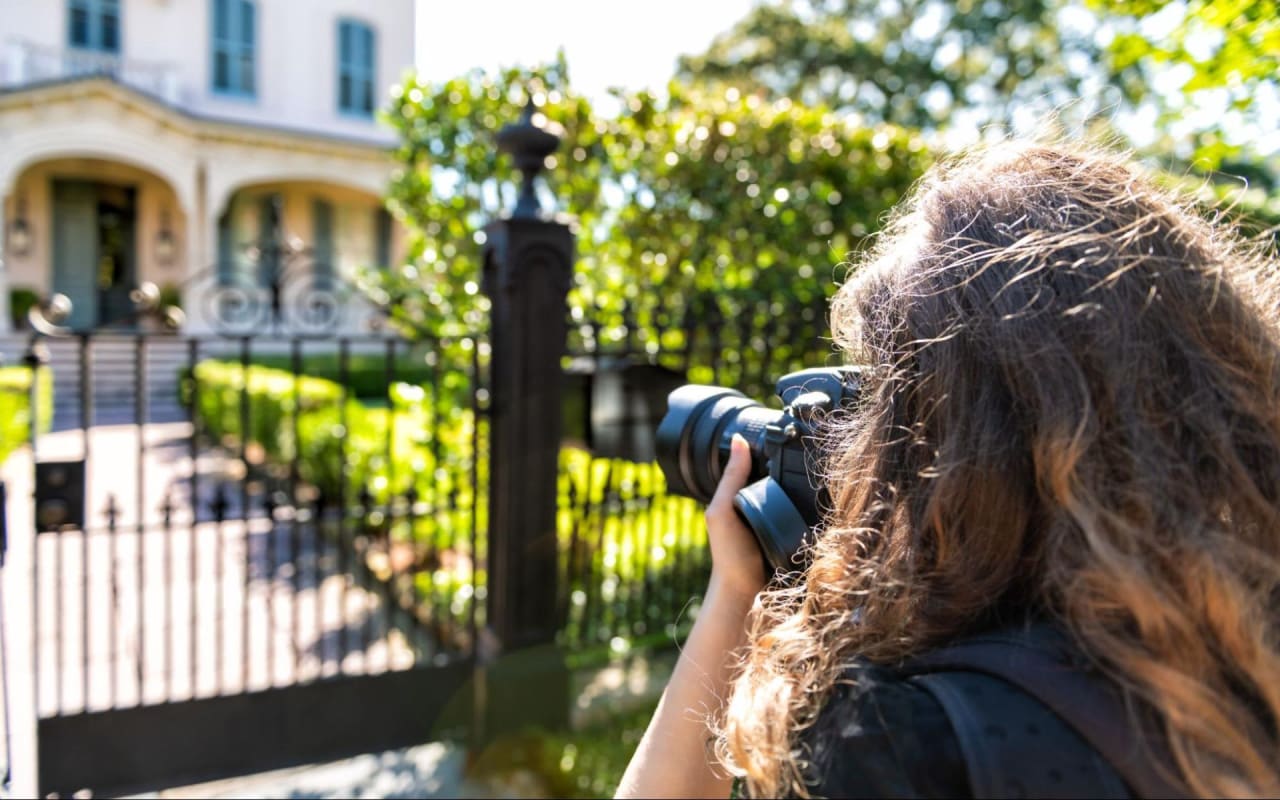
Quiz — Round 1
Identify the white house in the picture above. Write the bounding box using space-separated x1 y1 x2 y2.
0 0 414 334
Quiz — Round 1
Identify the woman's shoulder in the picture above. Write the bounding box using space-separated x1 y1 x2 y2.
795 652 1133 800
798 661 969 799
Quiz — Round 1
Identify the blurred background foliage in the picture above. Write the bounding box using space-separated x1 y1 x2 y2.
675 0 1100 130
365 0 1278 350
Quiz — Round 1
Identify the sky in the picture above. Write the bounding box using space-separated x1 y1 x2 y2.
414 0 759 107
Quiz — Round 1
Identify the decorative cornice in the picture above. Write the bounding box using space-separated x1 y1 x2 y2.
0 75 395 161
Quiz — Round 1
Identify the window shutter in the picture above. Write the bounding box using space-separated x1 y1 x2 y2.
100 0 120 53
361 25 375 113
313 199 335 290
68 0 121 53
240 0 255 94
337 19 376 115
375 207 392 269
211 0 255 96
217 209 234 287
257 194 279 288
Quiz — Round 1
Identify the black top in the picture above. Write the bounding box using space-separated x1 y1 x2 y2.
789 661 1132 799
797 663 970 799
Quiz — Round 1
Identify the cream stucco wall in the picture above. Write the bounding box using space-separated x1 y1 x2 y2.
0 0 414 144
0 78 401 334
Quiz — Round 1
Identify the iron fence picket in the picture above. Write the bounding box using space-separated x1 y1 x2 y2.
237 338 251 693
21 336 48 723
161 489 173 702
289 338 303 682
423 352 441 643
313 493 326 679
337 339 351 673
383 338 398 660
78 527 88 711
212 483 227 694
468 337 482 653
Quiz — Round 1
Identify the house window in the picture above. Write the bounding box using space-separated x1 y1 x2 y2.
337 20 375 116
375 207 392 269
68 0 121 53
211 0 255 96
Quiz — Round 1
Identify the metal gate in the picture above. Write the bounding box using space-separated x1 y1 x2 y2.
18 325 486 797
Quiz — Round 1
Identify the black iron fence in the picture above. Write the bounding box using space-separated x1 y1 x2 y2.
16 331 485 794
556 454 706 657
554 291 835 656
565 291 834 401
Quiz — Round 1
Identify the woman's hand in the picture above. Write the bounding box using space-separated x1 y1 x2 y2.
706 433 767 603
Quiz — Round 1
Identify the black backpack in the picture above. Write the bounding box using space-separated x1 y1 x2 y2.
900 624 1189 800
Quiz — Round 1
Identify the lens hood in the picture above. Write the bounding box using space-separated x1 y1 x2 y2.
656 385 749 502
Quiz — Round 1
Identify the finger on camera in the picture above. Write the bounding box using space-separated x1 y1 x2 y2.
708 435 751 514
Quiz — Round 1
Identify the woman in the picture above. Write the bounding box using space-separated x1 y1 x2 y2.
617 141 1280 798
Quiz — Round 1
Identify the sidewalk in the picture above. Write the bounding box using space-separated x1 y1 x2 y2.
127 742 475 800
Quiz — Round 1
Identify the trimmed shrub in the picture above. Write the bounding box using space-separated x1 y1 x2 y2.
190 360 479 503
221 351 438 399
9 287 39 330
0 366 53 463
192 360 344 464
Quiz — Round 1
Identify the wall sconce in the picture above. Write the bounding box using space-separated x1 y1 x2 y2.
7 195 31 258
155 210 176 266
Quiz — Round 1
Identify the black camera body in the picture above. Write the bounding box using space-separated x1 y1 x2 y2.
655 367 863 577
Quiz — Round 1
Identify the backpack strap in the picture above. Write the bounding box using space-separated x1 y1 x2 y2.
903 624 1189 800
910 670 1131 799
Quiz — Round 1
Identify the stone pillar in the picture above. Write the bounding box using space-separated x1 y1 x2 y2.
478 99 574 737
482 99 574 652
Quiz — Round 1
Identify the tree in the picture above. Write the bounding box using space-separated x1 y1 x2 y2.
674 0 1103 131
606 85 930 302
370 54 611 340
370 59 932 392
1091 0 1280 171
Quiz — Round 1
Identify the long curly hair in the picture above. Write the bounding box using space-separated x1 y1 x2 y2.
718 142 1280 798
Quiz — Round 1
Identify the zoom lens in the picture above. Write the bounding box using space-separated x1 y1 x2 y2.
655 385 778 503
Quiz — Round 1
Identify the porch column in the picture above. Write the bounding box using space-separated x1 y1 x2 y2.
0 193 12 333
182 206 223 335
180 163 212 334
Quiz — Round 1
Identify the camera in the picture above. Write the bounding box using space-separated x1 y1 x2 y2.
655 367 863 577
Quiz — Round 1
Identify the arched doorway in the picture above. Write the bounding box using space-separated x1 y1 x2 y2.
8 157 187 330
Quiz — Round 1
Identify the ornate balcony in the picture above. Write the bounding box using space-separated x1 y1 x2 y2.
1 39 186 107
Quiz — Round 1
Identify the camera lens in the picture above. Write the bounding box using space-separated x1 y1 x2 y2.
655 385 779 502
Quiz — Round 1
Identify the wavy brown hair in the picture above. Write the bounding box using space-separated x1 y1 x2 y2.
719 142 1280 798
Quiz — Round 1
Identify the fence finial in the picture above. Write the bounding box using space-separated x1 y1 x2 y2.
496 94 561 218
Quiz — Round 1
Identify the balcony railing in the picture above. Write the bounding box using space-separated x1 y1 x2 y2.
1 39 186 107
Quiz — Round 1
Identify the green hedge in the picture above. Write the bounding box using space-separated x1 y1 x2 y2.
0 365 52 463
218 352 438 399
190 360 477 506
